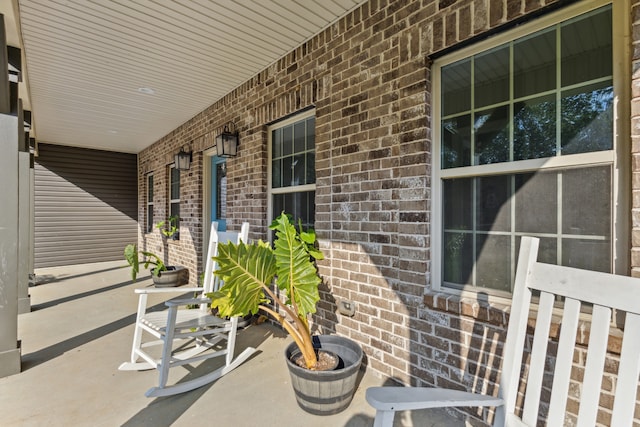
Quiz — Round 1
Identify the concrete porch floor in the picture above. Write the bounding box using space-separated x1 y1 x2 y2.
0 261 464 427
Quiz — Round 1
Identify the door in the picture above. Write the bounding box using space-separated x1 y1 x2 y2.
210 156 227 231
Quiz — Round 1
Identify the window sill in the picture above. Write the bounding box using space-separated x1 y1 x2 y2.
424 289 511 328
423 290 624 355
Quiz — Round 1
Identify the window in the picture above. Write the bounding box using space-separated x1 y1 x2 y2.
146 174 154 233
432 3 621 295
268 110 316 229
169 165 180 239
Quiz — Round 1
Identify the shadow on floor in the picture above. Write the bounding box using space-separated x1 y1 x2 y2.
22 298 168 370
34 264 131 286
31 277 152 311
121 324 283 427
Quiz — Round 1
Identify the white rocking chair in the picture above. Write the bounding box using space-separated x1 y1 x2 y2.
367 236 640 426
119 222 257 397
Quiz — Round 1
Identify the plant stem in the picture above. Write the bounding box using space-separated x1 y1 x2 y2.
259 305 317 369
259 284 317 368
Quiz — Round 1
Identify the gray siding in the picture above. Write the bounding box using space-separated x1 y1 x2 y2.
34 144 137 268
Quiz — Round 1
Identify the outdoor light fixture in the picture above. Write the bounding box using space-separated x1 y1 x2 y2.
174 145 192 171
215 122 239 158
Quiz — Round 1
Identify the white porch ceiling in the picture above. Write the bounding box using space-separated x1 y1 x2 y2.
13 0 367 154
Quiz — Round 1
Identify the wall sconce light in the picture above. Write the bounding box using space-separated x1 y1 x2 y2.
174 145 192 171
215 122 239 158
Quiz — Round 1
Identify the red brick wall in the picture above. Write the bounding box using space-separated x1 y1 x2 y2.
138 1 636 425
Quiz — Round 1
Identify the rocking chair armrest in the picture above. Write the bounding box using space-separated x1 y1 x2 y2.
366 387 504 411
134 287 202 295
165 297 212 307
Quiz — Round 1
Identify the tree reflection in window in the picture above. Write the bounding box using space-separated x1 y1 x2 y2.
438 4 614 293
561 84 613 155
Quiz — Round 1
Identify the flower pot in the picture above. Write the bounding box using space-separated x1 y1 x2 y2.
152 266 186 287
290 349 339 371
284 335 363 415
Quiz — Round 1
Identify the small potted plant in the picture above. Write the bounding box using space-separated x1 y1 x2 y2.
209 212 363 415
123 244 186 287
156 214 179 239
124 217 186 287
124 224 187 288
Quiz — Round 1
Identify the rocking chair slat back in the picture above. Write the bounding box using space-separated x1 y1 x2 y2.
545 297 580 423
201 222 249 309
611 313 640 425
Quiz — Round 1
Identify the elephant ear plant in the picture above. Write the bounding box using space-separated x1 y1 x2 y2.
208 212 325 370
123 244 167 281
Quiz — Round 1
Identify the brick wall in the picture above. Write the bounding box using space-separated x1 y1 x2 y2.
631 0 640 277
138 0 636 425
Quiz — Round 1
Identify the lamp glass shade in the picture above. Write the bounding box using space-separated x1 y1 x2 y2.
215 132 238 157
174 150 191 170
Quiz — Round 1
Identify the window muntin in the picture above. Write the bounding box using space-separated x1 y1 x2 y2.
146 174 154 233
268 110 316 229
434 4 615 295
169 165 180 239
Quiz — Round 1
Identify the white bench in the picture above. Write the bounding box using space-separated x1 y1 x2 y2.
366 236 640 426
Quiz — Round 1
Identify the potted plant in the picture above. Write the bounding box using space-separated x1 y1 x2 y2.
156 214 179 239
209 212 363 415
124 243 186 287
123 216 186 287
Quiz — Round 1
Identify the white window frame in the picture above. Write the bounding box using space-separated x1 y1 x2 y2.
146 173 154 233
267 109 317 230
430 0 629 297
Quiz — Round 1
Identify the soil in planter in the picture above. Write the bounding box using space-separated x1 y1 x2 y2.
290 350 339 371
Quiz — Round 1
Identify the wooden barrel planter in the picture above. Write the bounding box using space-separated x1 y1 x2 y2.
284 335 363 415
152 266 187 287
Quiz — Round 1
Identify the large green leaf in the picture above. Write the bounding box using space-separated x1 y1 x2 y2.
270 214 321 317
209 240 276 318
139 250 165 276
210 212 324 327
123 243 165 280
124 244 140 281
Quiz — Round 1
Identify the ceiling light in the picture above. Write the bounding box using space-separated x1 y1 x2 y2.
137 87 155 95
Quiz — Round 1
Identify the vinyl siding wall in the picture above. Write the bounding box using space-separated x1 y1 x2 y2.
34 143 137 268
